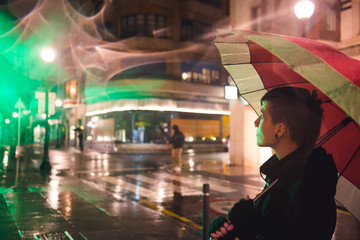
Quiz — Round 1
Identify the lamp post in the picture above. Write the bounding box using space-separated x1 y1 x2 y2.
40 47 56 175
294 0 315 37
55 99 63 148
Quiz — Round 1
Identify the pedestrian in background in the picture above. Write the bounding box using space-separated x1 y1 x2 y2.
169 125 185 172
208 87 338 240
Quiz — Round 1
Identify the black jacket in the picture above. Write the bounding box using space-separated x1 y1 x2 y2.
229 147 338 240
169 131 185 149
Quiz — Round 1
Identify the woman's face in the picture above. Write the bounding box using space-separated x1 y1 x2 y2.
254 101 278 147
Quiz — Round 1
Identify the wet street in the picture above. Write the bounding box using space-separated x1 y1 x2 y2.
0 145 359 240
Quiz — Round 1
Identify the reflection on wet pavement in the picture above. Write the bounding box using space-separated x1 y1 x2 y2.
0 147 359 239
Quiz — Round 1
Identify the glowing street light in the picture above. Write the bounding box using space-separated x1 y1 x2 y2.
294 1 315 37
55 99 63 107
40 46 56 175
40 47 56 63
294 1 315 19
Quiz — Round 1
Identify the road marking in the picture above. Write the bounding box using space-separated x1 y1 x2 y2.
100 175 199 201
101 176 157 200
208 176 263 192
65 167 153 174
81 176 203 231
154 172 249 193
125 174 202 196
126 174 160 185
139 199 202 230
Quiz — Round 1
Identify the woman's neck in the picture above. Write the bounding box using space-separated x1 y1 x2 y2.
273 141 299 160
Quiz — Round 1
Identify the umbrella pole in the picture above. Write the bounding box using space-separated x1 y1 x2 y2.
338 145 360 177
316 117 352 147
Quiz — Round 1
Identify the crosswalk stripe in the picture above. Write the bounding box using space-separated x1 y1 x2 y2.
100 172 263 201
126 174 201 196
101 176 157 200
100 175 200 201
153 173 239 193
126 174 161 185
207 177 263 193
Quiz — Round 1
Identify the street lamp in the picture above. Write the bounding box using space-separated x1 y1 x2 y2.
40 46 56 176
55 99 63 148
294 1 315 37
41 47 56 63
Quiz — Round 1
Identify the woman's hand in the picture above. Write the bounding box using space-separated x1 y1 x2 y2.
209 195 251 240
209 221 235 239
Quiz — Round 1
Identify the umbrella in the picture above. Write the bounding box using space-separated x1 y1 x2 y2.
214 29 360 221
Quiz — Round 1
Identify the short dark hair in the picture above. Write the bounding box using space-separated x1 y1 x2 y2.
172 125 179 131
260 87 324 149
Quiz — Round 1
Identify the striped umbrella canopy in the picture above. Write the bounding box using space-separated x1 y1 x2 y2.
214 29 360 221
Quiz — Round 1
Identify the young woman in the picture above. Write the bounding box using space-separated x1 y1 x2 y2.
209 87 338 240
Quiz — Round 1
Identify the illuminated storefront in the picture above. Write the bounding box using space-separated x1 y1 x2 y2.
85 91 230 148
85 110 229 145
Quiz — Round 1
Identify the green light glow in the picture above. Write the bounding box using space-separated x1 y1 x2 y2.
0 8 66 118
64 231 75 240
0 7 68 145
98 207 111 216
79 232 88 240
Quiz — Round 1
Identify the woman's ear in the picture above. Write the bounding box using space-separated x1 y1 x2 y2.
275 122 287 138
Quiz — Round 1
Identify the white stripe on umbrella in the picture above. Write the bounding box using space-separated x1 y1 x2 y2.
336 176 360 220
242 31 360 126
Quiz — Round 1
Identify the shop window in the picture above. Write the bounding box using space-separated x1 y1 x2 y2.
86 118 115 142
170 118 221 142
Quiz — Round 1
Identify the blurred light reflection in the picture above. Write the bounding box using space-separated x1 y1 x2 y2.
135 184 141 200
3 151 9 168
48 179 60 209
157 186 166 200
113 193 122 200
188 158 195 171
221 154 231 174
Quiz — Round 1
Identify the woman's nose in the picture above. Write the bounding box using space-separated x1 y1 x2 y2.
254 117 260 127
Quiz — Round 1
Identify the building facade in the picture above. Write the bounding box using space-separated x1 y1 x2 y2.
74 0 232 151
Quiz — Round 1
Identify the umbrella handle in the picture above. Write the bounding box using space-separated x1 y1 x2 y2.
253 179 278 204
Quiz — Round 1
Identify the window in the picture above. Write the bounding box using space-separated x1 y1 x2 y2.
181 19 211 41
121 14 167 39
339 0 351 11
180 0 221 8
117 57 166 80
65 79 77 100
324 9 336 32
181 61 220 85
251 5 261 32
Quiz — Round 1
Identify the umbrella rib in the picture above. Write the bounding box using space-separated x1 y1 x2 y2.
328 101 349 115
239 82 309 96
338 145 360 179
